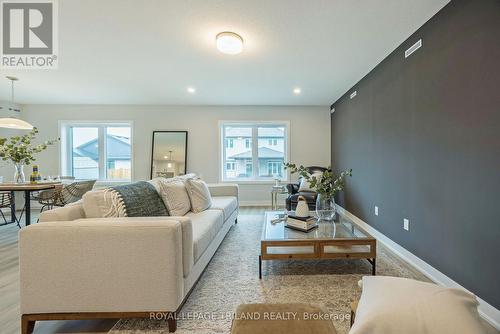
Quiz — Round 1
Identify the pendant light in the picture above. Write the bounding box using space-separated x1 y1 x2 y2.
0 76 34 130
166 150 176 169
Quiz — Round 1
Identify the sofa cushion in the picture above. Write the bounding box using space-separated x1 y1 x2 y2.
350 276 486 334
210 196 237 220
186 179 213 213
39 201 86 222
186 210 224 262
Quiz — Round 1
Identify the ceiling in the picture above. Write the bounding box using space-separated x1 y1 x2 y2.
0 0 450 106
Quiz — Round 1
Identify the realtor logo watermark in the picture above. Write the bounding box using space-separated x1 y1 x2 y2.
1 0 58 69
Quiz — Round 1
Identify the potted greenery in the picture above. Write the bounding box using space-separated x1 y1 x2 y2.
284 163 352 221
0 128 59 183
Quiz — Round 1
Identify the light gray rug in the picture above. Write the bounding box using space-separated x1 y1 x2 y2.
110 211 428 334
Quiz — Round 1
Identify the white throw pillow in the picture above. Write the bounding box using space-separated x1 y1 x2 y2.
350 276 486 334
185 179 212 213
82 189 127 218
159 180 191 216
149 173 196 189
298 172 322 192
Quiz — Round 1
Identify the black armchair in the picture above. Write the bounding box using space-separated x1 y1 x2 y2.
285 166 327 211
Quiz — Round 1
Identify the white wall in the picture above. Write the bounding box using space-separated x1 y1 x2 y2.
1 105 330 205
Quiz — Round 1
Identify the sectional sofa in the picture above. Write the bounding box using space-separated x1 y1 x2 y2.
18 182 238 334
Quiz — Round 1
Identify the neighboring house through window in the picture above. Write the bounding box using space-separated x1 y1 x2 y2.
220 121 289 181
267 161 282 177
60 122 132 181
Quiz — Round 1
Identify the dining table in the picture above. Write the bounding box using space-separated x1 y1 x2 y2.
0 182 61 226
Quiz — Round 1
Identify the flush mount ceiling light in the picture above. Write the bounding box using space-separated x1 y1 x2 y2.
293 87 302 95
216 32 244 55
0 76 34 130
187 87 196 94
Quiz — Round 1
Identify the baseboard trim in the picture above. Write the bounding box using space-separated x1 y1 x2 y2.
336 205 500 330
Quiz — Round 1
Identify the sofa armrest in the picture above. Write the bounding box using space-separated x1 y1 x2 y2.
207 183 239 201
19 217 191 314
39 201 86 222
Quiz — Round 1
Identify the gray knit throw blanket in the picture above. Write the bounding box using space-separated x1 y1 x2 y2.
109 181 168 217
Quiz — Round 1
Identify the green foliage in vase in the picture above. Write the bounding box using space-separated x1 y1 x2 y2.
284 162 352 198
0 128 59 165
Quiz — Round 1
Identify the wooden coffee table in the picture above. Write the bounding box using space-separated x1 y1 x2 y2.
259 211 376 278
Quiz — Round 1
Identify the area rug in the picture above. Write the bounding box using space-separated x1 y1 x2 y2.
110 210 428 334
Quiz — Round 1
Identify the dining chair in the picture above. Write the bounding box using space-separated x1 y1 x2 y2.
0 191 21 228
38 180 97 213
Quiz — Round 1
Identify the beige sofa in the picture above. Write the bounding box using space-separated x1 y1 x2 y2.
19 183 238 334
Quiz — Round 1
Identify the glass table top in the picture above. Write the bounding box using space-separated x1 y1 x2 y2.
263 211 372 241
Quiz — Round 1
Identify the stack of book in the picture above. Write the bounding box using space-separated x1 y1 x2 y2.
285 215 318 232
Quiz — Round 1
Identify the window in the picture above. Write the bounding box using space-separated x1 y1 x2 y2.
61 122 132 181
220 121 289 181
267 161 282 177
226 138 234 148
245 161 253 176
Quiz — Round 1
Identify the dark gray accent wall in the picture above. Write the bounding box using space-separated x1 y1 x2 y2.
331 0 500 308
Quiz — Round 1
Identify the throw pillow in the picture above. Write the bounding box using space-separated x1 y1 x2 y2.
298 172 323 192
185 179 212 213
82 181 168 218
350 276 486 334
159 180 191 216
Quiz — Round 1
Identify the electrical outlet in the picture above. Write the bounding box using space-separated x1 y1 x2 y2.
403 218 410 231
374 206 379 216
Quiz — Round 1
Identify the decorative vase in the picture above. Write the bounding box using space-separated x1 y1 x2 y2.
295 195 310 217
316 193 336 221
14 163 26 183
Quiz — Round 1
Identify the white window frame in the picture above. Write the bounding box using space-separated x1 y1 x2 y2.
59 120 134 182
219 120 290 183
267 160 282 176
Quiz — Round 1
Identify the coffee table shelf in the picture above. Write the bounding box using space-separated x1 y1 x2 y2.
259 211 376 278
